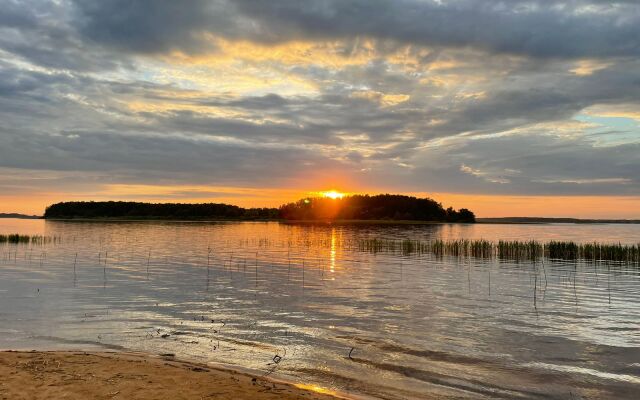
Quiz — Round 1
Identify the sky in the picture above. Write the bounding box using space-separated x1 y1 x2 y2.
1 0 639 218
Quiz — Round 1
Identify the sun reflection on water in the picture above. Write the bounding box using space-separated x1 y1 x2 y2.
330 227 336 274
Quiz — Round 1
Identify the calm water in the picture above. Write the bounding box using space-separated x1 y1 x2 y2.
1 219 639 399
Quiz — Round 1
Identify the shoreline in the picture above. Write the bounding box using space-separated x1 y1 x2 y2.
42 217 468 225
14 217 640 225
0 350 351 400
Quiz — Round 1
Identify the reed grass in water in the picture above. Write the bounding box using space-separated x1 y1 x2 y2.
0 234 60 245
358 238 639 263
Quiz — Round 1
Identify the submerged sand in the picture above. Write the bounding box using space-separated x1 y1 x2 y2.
0 351 344 400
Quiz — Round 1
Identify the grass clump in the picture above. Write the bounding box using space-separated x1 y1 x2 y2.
358 238 639 263
0 234 60 245
0 234 31 244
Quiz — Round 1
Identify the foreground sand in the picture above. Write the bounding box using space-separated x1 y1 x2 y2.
0 351 344 400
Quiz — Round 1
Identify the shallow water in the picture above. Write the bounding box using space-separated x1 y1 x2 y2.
1 219 639 399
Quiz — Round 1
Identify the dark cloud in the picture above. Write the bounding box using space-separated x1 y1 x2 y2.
70 0 640 58
358 131 640 196
408 58 640 141
244 0 640 58
0 0 132 71
72 0 234 54
0 126 341 186
447 134 640 196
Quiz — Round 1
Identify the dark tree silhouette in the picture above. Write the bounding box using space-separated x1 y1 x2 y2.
44 201 278 220
44 195 476 222
279 194 475 222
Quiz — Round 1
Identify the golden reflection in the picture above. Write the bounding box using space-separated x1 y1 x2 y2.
294 383 339 396
330 228 337 273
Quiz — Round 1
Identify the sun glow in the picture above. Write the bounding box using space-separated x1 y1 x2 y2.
321 190 345 199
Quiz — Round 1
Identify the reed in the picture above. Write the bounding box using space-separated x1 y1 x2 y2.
0 234 60 245
357 238 639 263
0 234 30 244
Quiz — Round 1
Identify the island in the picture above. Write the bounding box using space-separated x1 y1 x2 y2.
43 194 476 223
0 213 41 219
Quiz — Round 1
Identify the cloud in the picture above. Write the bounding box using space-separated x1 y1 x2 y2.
404 131 640 196
0 1 132 71
532 178 632 184
460 164 511 184
73 0 231 54
66 1 640 58
0 0 639 214
235 0 640 58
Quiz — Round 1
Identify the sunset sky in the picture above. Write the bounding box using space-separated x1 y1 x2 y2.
1 1 639 217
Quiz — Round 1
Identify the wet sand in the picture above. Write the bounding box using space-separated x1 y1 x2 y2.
0 351 344 400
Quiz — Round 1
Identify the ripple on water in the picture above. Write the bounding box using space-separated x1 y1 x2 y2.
1 219 639 399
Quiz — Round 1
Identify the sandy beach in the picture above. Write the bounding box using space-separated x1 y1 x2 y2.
0 351 344 400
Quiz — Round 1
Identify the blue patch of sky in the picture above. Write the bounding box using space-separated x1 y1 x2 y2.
574 114 640 146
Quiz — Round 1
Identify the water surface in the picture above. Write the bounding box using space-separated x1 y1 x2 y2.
1 219 639 399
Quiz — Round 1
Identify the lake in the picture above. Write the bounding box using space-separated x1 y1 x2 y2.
1 219 639 399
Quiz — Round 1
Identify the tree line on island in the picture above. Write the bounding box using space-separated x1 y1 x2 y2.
279 195 475 222
44 194 475 223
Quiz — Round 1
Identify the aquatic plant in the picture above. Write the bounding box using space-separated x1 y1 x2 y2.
0 234 60 245
357 238 639 263
0 234 30 244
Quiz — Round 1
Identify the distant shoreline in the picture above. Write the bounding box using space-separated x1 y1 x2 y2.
0 213 41 219
4 214 638 224
44 217 280 222
42 217 463 224
477 217 640 224
30 217 640 224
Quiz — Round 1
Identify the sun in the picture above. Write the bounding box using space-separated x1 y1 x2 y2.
321 190 345 199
